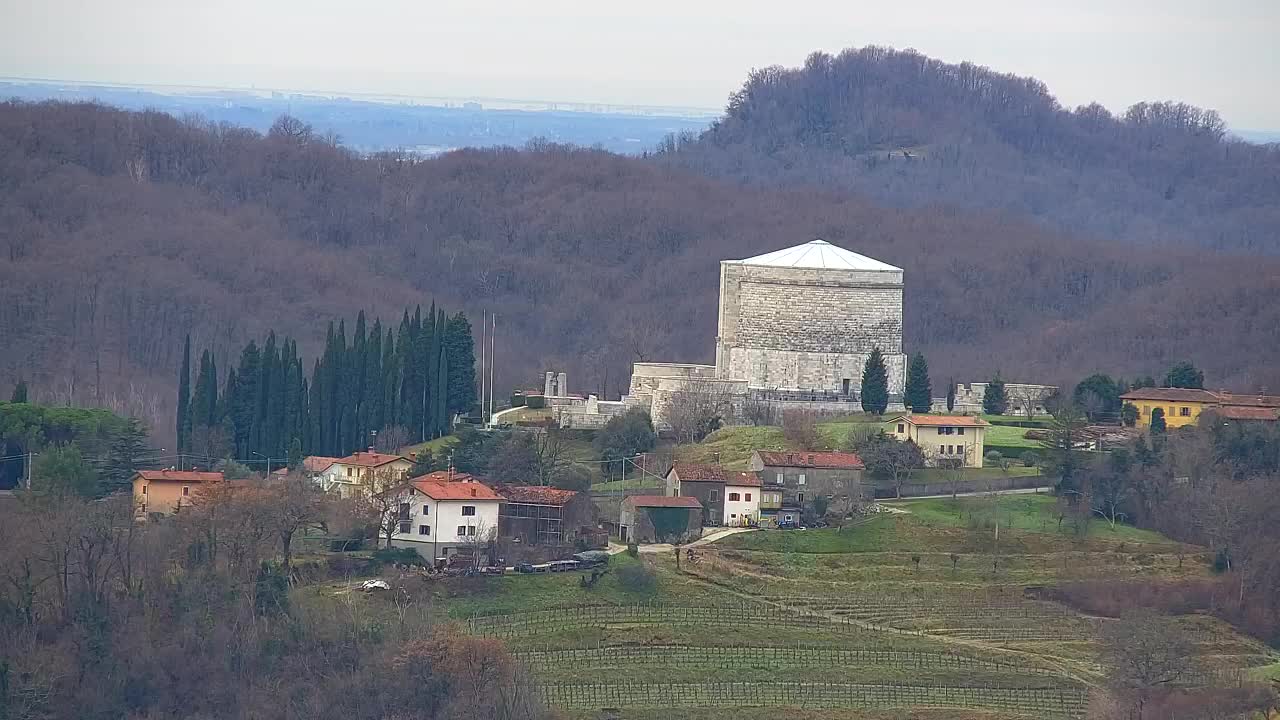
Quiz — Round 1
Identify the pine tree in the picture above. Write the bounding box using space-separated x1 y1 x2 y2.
860 348 889 415
983 374 1008 415
10 380 28 403
904 352 932 413
103 417 149 492
946 378 956 412
444 312 478 418
177 335 192 453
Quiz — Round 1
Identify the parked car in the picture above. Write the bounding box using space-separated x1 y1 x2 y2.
361 580 390 592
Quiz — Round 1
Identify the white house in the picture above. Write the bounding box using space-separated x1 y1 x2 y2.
886 415 989 468
317 451 413 497
722 471 761 527
389 476 504 561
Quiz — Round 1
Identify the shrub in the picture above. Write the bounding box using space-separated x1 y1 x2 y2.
1020 451 1040 467
985 450 1003 465
626 542 639 557
372 547 426 567
616 563 657 594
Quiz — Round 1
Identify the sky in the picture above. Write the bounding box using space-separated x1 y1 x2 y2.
2 0 1278 128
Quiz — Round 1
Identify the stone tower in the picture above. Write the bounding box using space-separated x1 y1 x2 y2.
714 239 906 399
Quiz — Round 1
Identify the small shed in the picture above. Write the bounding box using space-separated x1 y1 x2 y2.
621 495 702 544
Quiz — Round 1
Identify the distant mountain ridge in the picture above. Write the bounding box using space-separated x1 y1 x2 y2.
663 46 1280 253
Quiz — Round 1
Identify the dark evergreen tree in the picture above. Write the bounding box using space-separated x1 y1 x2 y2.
904 352 932 413
444 312 478 418
1072 373 1121 421
177 335 192 452
102 417 149 492
983 374 1007 415
381 327 398 437
10 380 28 403
436 342 449 436
860 348 889 415
1164 361 1205 389
946 378 956 412
395 311 412 430
190 350 219 430
232 341 261 459
1150 407 1167 434
362 317 384 439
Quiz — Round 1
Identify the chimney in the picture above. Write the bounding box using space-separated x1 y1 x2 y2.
367 446 375 453
470 488 476 497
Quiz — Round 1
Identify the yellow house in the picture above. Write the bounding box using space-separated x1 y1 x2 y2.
1119 388 1221 429
132 469 225 517
886 415 988 468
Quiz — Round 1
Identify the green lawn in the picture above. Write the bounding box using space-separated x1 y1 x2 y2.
982 424 1039 448
908 465 1042 485
893 495 1173 545
674 426 787 469
400 433 460 458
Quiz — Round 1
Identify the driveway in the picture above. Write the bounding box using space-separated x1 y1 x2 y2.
634 526 756 554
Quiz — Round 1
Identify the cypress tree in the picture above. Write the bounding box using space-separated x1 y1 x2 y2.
396 312 412 430
190 350 216 434
10 380 28 403
233 341 260 459
444 312 478 418
307 359 322 455
860 348 889 415
382 328 398 436
177 335 192 452
904 352 932 414
436 343 449 437
946 378 956 412
364 318 384 436
353 311 368 447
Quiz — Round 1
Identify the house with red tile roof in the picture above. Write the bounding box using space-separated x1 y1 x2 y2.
388 476 504 561
316 450 413 498
620 495 702 544
132 470 224 518
663 463 762 527
750 450 867 524
886 415 988 468
1120 388 1280 429
494 485 594 546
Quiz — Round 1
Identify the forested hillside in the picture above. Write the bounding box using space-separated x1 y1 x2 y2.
2 96 1279 443
664 46 1280 252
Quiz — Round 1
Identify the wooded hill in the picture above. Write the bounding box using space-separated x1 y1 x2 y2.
2 50 1279 442
664 46 1280 253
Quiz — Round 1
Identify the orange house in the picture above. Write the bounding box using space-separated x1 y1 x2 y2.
132 470 225 517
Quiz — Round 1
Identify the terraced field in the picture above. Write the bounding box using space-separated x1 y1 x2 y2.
447 494 1277 718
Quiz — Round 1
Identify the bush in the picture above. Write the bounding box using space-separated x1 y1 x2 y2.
984 450 1003 464
371 547 426 567
616 563 656 594
626 542 639 557
1020 450 1040 467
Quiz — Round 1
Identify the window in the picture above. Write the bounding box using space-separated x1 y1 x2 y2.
142 485 147 495
1180 406 1191 417
957 427 965 436
775 473 783 484
419 525 431 536
797 492 805 504
461 505 476 516
956 444 964 457
346 467 353 477
745 493 752 501
730 513 737 519
709 489 719 502
467 526 477 536
398 521 411 534
728 492 740 501
939 445 945 455
422 505 430 516
798 474 806 485
182 486 190 496
938 427 945 435
897 423 905 433
457 525 467 536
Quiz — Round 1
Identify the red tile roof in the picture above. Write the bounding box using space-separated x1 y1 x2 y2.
1120 388 1222 403
332 451 410 468
496 485 579 505
134 470 224 484
410 479 503 501
891 415 990 428
669 462 726 482
754 451 865 470
626 495 702 509
302 456 341 473
725 471 762 487
1216 393 1280 408
1213 406 1280 421
412 470 487 484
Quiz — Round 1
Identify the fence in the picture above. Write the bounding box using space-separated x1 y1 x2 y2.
537 681 1088 717
515 645 1063 678
467 602 898 641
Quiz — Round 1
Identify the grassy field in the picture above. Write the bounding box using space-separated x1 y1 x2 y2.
673 425 787 469
983 423 1040 449
400 433 460 458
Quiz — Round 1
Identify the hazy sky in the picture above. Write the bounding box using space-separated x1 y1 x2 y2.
3 0 1278 127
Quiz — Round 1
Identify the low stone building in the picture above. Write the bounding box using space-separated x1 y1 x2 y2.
620 495 702 544
749 450 865 523
940 382 1057 417
495 485 594 545
887 415 988 468
664 462 727 526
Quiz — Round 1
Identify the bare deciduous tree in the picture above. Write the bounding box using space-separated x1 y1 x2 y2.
1101 609 1198 719
666 379 734 444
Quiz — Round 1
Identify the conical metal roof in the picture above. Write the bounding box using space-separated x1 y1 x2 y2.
732 239 901 272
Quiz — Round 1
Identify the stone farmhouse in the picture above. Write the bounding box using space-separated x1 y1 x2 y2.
565 239 911 431
663 462 762 526
750 451 866 523
888 415 988 468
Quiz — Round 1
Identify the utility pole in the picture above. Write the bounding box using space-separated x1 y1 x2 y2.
489 313 496 427
26 451 34 490
479 309 487 425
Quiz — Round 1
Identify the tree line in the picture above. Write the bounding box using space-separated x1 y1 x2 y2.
177 305 476 464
